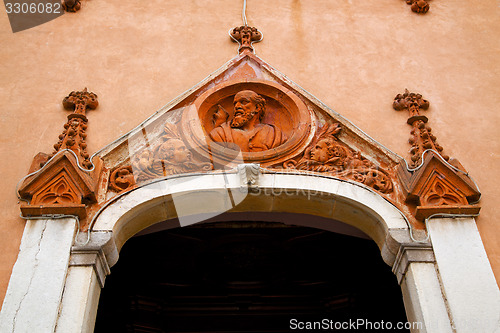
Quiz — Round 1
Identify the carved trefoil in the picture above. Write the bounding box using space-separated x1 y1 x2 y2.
18 151 97 219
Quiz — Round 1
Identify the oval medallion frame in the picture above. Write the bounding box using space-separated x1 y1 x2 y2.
181 80 315 167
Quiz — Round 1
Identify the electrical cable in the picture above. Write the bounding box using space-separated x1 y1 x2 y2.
16 148 96 203
15 13 481 247
242 0 248 26
414 212 482 244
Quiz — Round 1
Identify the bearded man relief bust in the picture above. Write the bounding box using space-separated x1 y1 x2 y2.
209 90 287 152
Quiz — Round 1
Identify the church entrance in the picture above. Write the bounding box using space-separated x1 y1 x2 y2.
94 222 408 332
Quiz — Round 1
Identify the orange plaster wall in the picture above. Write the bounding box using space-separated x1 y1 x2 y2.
1 0 499 307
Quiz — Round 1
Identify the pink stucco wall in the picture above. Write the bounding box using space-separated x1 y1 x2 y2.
1 0 499 306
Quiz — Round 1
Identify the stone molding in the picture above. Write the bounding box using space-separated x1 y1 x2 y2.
237 163 260 191
392 243 435 284
69 248 110 288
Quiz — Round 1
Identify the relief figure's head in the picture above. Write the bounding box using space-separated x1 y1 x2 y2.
158 139 191 164
309 138 346 163
230 90 266 128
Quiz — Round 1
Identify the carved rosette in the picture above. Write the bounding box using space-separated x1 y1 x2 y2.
109 166 136 193
394 89 448 168
280 123 393 194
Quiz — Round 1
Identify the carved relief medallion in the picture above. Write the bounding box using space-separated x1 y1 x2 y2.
181 80 314 167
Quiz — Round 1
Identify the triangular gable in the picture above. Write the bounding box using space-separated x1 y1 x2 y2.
100 51 402 205
397 151 480 220
18 151 98 219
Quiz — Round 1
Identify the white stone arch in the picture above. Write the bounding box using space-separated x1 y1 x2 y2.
2 171 499 333
92 172 410 267
66 171 444 332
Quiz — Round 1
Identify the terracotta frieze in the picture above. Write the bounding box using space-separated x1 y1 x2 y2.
18 39 480 229
131 123 212 183
104 78 395 197
277 123 393 194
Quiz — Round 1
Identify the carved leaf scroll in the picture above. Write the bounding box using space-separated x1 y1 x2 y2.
280 123 393 194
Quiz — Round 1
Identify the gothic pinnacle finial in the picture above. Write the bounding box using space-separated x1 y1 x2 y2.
50 88 99 169
394 89 448 167
230 25 263 54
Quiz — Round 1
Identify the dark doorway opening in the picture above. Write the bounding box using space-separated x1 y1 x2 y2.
95 222 409 332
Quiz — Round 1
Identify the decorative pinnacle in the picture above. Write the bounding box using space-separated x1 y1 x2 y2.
49 88 99 169
230 25 262 53
394 89 448 167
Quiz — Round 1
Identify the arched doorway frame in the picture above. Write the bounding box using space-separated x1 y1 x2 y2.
1 171 499 332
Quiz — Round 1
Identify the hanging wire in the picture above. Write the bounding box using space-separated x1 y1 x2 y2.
18 213 87 245
242 0 248 26
15 148 97 203
14 13 481 246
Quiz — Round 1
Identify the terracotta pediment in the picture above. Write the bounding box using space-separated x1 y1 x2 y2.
397 151 480 220
100 51 401 202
